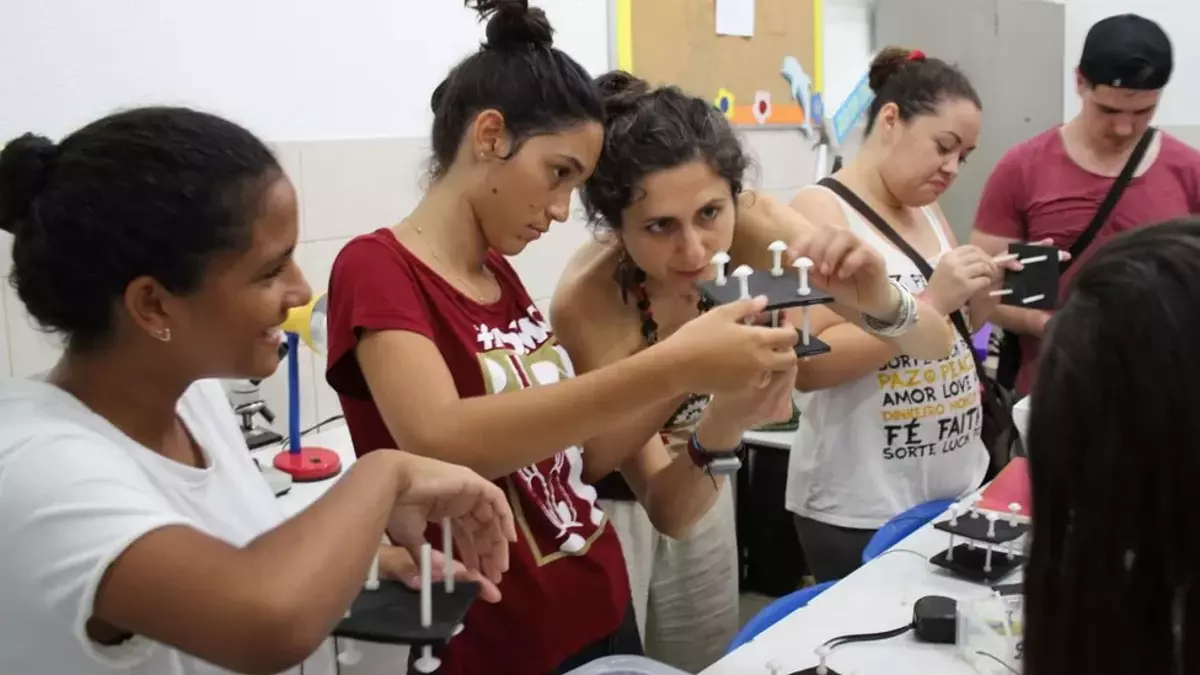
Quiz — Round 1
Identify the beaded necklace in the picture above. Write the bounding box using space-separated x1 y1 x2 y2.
623 264 715 346
614 253 714 431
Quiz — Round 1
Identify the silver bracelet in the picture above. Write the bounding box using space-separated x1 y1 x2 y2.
861 277 919 338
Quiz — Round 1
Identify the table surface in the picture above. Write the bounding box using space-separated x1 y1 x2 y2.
257 424 1021 675
701 500 1024 675
715 398 1033 675
250 425 357 517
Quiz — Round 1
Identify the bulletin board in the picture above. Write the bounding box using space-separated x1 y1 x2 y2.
613 0 824 131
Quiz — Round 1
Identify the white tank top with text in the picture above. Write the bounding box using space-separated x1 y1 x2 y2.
785 186 989 530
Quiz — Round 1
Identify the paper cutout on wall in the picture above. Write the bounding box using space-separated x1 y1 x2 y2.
714 88 736 120
780 55 814 137
715 0 756 37
831 72 874 146
753 91 772 124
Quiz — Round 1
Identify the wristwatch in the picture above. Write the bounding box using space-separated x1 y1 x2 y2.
687 432 743 486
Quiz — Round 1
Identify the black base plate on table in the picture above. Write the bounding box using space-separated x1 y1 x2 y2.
929 545 1024 583
333 580 479 646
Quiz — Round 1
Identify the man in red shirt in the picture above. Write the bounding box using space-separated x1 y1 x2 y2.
971 14 1200 395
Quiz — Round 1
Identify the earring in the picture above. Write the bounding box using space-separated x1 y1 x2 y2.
154 328 172 343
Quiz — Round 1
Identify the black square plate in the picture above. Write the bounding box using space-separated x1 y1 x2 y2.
999 243 1060 310
698 271 834 312
333 580 479 646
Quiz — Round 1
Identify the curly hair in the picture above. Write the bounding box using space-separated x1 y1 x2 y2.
580 70 751 230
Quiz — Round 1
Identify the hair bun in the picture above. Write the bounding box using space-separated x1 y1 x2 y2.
868 46 916 93
595 70 651 116
467 0 554 49
0 133 58 235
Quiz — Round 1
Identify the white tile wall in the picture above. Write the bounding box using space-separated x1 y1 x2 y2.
299 138 427 243
0 128 826 435
295 236 353 425
271 142 306 239
1162 125 1200 151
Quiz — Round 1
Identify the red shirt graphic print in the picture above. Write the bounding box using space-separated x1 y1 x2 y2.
325 228 629 675
472 315 608 560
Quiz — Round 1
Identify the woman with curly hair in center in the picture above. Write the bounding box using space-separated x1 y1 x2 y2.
551 70 959 671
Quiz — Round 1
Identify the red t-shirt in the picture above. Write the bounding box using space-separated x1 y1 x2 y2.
975 127 1200 394
324 228 630 675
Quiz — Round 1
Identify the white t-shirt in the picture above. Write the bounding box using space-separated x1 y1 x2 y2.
0 377 321 675
785 187 989 530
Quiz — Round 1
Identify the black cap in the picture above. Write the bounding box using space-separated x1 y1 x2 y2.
1079 14 1172 90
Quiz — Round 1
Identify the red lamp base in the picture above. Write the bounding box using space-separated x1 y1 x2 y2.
273 447 342 482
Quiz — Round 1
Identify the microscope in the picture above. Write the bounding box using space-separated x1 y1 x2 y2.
228 341 290 449
228 379 284 449
225 343 294 496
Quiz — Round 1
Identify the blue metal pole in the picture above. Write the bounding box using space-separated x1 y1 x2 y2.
287 332 301 455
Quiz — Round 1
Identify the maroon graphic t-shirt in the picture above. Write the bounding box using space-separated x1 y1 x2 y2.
325 228 630 675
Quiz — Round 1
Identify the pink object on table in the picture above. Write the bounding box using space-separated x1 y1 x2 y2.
978 457 1030 516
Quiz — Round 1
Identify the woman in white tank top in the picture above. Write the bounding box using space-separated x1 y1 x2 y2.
784 47 1011 581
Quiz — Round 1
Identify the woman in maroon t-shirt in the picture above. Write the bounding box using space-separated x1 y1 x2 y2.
324 3 936 674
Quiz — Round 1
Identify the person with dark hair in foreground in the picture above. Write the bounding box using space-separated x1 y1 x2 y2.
0 108 516 675
972 13 1200 396
553 70 956 671
784 46 1013 582
1024 217 1200 675
324 2 944 673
